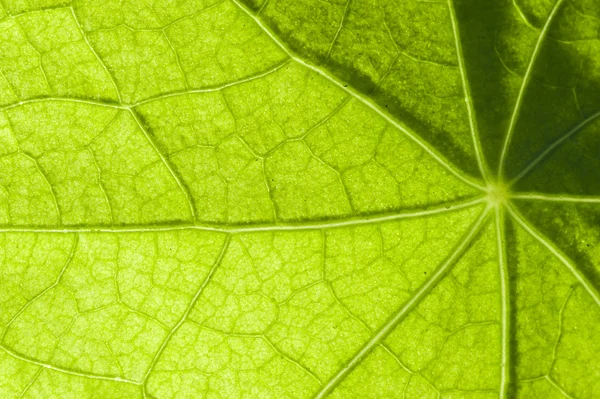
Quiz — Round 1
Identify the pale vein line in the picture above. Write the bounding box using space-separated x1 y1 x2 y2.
20 153 60 224
511 193 600 204
447 0 489 182
141 236 231 389
17 368 43 399
507 204 600 308
0 97 127 111
0 345 140 385
261 335 322 385
546 376 575 399
321 230 371 333
128 108 196 221
12 17 52 93
0 197 485 234
313 207 491 399
0 67 20 102
2 235 78 339
498 0 565 178
87 147 114 224
379 344 409 371
1 6 72 19
0 62 290 111
70 7 122 103
162 29 190 90
509 110 600 185
326 0 351 59
549 286 572 373
257 0 270 15
130 60 291 107
230 0 486 192
495 206 510 399
512 0 539 31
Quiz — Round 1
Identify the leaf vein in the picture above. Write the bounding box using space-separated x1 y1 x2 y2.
128 109 196 221
509 110 600 185
447 0 489 182
0 345 141 385
0 197 485 234
141 236 231 393
507 204 600 308
498 0 566 177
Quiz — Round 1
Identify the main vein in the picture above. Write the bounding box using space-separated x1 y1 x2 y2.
0 197 485 234
511 193 600 204
447 0 489 183
312 207 491 398
498 0 565 178
495 207 511 399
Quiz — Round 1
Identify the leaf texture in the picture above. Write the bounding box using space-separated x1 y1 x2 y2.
0 0 599 398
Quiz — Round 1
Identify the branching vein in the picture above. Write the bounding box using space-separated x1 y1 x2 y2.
507 204 600 308
326 0 351 59
128 108 196 221
0 345 140 385
498 0 565 178
509 110 600 185
70 7 122 103
230 0 485 192
141 236 231 392
312 207 491 398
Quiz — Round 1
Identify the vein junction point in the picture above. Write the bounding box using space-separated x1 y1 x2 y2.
486 183 510 207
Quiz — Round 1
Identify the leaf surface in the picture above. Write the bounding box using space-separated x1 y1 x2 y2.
0 0 599 398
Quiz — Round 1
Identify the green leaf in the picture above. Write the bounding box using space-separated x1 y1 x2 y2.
0 0 598 398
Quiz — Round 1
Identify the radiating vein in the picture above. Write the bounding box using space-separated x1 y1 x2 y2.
0 197 485 234
498 0 565 178
509 110 600 185
511 194 600 204
312 206 491 399
507 204 600 308
447 0 489 182
230 0 486 192
495 206 511 399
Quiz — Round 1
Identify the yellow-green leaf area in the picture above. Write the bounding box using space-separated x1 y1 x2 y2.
0 0 599 398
